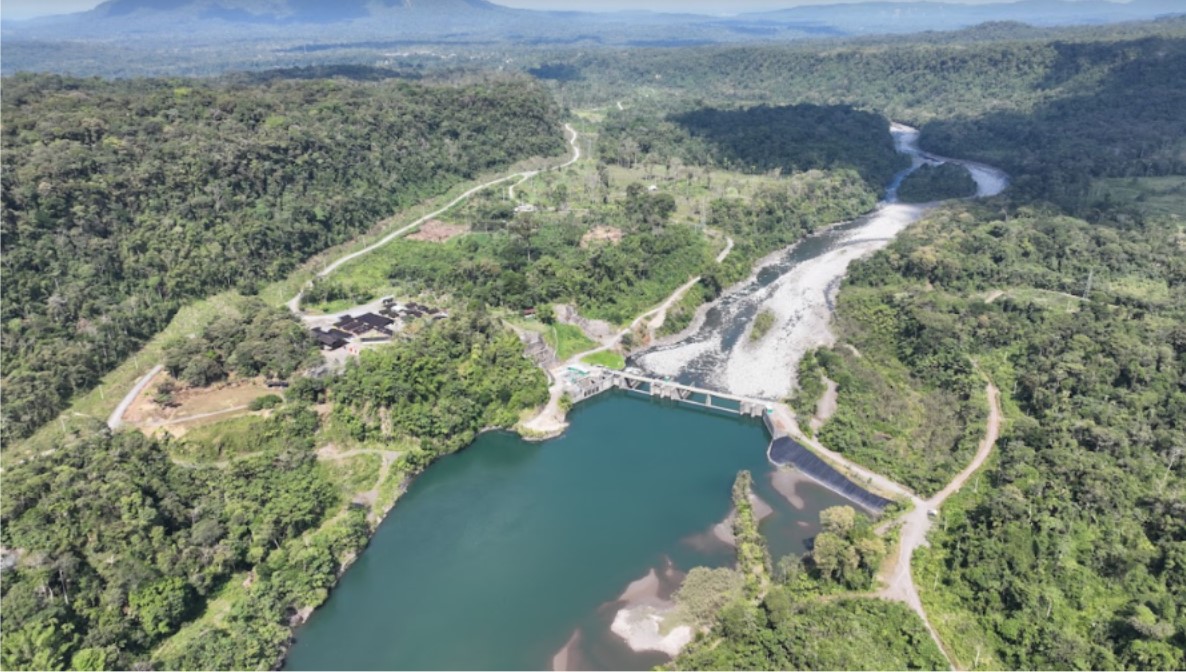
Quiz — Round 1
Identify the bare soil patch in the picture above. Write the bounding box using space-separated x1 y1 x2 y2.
125 375 273 433
408 219 468 243
580 225 623 248
810 376 839 434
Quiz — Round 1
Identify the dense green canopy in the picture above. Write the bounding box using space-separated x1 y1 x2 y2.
1 73 564 443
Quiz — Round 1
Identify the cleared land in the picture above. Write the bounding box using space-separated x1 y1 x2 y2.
124 375 275 436
408 219 469 243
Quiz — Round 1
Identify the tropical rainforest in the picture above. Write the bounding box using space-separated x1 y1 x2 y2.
0 311 546 670
0 73 564 443
3 12 1186 672
897 163 978 203
300 106 890 325
800 200 1185 670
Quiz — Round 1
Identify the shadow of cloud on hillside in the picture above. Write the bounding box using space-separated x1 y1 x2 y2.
669 103 910 189
919 35 1186 208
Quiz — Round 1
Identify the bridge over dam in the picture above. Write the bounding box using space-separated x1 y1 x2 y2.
562 367 895 515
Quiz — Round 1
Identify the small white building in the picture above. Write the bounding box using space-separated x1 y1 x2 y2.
514 203 537 213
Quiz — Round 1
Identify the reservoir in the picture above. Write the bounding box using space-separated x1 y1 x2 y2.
285 392 849 670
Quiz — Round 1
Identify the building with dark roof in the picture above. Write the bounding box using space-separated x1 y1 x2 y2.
335 312 394 336
311 327 351 351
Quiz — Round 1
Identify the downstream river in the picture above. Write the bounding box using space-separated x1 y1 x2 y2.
635 124 1008 400
285 394 848 670
286 124 1006 670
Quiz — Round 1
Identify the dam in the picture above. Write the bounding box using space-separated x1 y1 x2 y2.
563 366 894 514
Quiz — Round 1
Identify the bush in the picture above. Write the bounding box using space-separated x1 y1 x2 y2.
750 309 776 342
249 395 283 411
287 377 329 404
153 379 179 407
673 567 746 627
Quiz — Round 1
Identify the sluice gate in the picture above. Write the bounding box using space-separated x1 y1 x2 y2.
565 366 893 514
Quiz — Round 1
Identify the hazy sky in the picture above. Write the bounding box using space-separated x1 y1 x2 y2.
0 0 1116 20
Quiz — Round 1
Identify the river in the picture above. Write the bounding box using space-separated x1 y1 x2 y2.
285 124 1006 671
634 124 1007 400
285 393 849 670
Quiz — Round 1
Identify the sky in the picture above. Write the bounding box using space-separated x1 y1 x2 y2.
0 0 1119 20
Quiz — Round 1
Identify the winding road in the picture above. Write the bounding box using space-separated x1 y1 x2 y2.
769 377 1001 670
106 364 163 430
109 125 583 431
877 379 1001 668
286 124 582 314
521 235 737 436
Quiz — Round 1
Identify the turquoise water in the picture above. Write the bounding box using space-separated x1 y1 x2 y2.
285 393 848 670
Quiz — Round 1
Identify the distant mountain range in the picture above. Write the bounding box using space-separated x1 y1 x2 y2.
2 0 1184 75
740 0 1186 34
6 0 1183 38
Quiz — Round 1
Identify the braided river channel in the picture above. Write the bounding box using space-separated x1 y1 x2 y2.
285 125 1006 670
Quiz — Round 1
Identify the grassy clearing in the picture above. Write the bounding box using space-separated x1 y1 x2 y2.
374 463 410 519
1104 274 1172 305
152 573 248 663
1091 176 1186 219
1001 287 1083 312
10 294 249 463
545 323 597 360
581 350 626 370
513 156 787 227
169 415 269 463
323 454 383 498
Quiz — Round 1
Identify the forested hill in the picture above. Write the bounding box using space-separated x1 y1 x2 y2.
542 23 1186 210
0 73 565 444
920 35 1186 208
541 20 1186 124
599 104 906 191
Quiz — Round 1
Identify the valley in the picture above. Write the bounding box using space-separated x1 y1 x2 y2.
1 5 1184 672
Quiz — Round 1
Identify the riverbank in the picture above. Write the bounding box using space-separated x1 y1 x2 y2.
607 565 693 658
268 122 1006 671
284 394 832 670
632 123 1007 403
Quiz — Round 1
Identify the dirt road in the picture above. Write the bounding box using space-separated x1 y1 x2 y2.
107 364 164 430
287 124 581 314
877 379 1002 668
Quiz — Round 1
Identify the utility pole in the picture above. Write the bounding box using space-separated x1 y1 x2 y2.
1083 269 1094 301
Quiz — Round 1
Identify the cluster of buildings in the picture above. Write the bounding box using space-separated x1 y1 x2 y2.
310 298 446 352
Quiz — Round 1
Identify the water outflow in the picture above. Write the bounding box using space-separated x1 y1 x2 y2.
631 124 1006 401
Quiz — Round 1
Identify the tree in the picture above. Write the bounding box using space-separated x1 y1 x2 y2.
673 567 746 627
131 577 196 636
820 505 856 535
811 531 849 583
70 649 109 671
1 619 76 671
507 214 541 263
153 379 179 407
